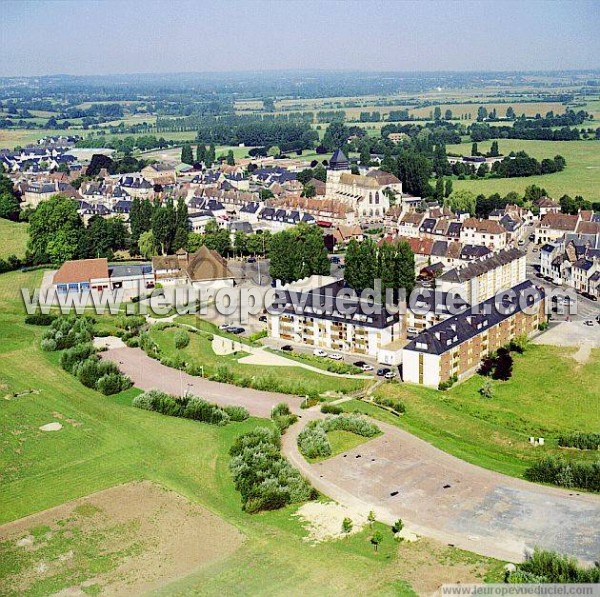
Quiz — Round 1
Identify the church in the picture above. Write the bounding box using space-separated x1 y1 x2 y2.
325 149 403 218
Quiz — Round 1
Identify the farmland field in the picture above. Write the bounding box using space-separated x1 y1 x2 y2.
0 269 504 595
446 139 600 200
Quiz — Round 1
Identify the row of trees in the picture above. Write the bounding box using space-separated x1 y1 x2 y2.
345 238 415 297
28 195 129 264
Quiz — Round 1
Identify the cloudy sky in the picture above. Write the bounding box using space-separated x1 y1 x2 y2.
1 0 599 76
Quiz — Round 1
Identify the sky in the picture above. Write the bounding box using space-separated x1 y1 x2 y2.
1 0 599 77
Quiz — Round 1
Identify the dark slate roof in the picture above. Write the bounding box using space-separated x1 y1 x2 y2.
273 279 400 329
302 213 316 222
329 149 349 170
573 258 593 271
410 288 469 316
420 218 436 233
109 263 153 278
431 240 448 257
240 201 260 214
113 200 133 213
441 247 524 283
404 280 544 356
229 221 253 233
447 222 462 237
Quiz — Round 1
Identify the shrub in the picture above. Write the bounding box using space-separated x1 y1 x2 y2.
77 357 101 388
174 330 190 349
342 517 353 533
438 375 458 391
96 372 130 395
116 315 146 331
211 365 235 383
25 313 57 326
42 315 95 350
59 343 95 373
229 427 315 513
392 519 404 534
126 336 140 348
525 457 600 492
40 338 57 352
271 402 292 417
372 395 406 414
133 389 168 410
183 397 230 425
298 423 331 459
557 433 600 451
249 329 268 343
507 548 600 583
321 403 343 415
224 405 250 422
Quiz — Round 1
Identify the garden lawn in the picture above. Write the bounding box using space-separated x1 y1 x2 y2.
0 270 503 595
0 219 29 260
147 323 367 396
346 344 600 478
446 139 600 201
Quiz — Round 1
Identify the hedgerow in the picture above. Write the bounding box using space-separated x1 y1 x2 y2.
132 389 249 425
524 457 600 492
557 433 600 451
506 548 600 583
297 414 380 459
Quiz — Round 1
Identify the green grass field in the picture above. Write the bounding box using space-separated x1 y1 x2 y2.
346 344 600 478
0 269 504 594
447 139 600 201
0 220 29 260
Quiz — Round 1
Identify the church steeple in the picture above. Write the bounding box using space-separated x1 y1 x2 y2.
329 148 349 171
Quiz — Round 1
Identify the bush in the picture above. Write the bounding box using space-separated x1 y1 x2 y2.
40 338 57 352
132 388 245 426
126 336 140 348
77 357 101 388
224 405 250 422
229 427 315 513
321 403 343 415
558 433 600 451
42 315 95 350
525 457 600 492
298 423 331 459
506 548 600 583
297 414 380 459
133 389 168 410
211 365 234 383
96 372 131 395
174 330 190 349
59 343 95 373
372 395 406 414
392 519 404 533
271 402 292 417
25 313 57 326
438 375 458 391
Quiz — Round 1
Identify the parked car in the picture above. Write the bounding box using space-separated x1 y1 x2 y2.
227 326 245 334
582 292 598 301
219 323 231 330
529 234 535 241
313 348 327 357
247 257 256 263
281 345 293 352
584 320 594 326
353 360 366 368
384 371 396 379
361 363 374 372
377 368 391 376
518 239 525 246
596 315 600 324
328 353 343 360
258 315 267 322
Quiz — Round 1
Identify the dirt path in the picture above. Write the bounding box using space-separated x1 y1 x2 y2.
103 346 600 564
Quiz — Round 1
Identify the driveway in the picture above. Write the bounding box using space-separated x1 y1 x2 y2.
101 346 303 418
102 346 600 563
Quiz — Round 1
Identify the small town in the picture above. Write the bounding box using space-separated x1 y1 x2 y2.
0 2 599 596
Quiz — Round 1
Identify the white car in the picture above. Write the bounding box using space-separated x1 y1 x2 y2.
313 349 327 357
384 371 396 379
219 323 231 330
328 353 343 360
361 363 374 372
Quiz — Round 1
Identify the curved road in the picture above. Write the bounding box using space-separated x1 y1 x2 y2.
103 346 600 564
